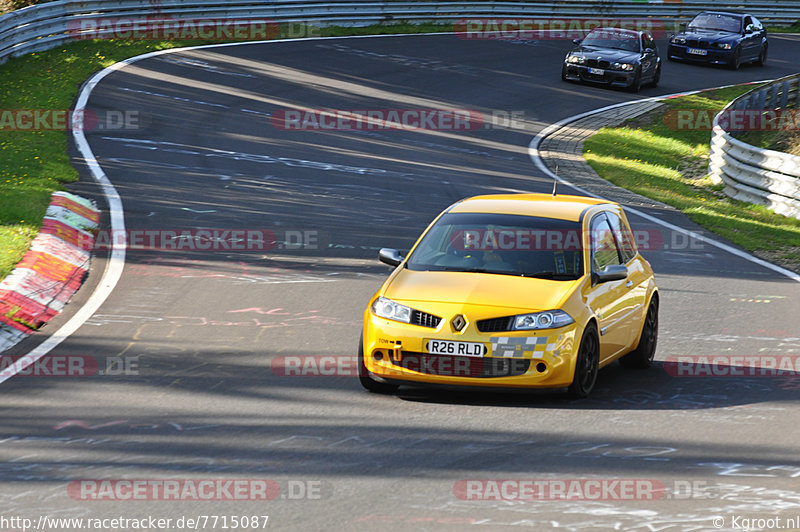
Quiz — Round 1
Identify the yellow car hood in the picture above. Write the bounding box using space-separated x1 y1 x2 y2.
384 268 578 311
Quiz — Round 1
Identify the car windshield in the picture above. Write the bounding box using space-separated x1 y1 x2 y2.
688 13 741 33
581 29 640 52
406 212 584 280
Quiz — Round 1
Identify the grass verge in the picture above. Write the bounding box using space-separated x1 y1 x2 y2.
583 85 800 272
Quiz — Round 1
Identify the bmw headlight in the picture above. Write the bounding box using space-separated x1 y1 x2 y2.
671 36 686 44
513 310 574 330
371 296 412 323
566 54 585 64
613 62 635 71
714 42 732 50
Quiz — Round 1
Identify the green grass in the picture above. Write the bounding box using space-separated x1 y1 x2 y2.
584 85 800 269
0 39 214 279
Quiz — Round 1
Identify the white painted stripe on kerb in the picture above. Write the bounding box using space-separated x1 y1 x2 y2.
528 86 800 285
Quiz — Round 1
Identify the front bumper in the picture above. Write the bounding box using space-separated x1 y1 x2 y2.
562 63 637 88
667 44 733 65
363 306 579 389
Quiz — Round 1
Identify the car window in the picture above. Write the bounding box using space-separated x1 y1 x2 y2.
590 214 622 271
743 16 753 29
406 212 584 279
688 13 741 33
751 16 763 30
582 29 640 52
643 33 656 50
605 211 637 263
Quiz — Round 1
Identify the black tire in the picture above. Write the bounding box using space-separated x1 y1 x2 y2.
728 47 741 70
649 64 661 88
561 64 568 81
756 44 767 66
358 337 398 394
568 323 599 399
628 69 642 93
619 297 659 369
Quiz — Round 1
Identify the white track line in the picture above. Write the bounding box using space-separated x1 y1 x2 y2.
528 85 800 284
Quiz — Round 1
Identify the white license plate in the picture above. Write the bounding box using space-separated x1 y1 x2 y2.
426 339 486 357
588 67 605 75
687 48 707 55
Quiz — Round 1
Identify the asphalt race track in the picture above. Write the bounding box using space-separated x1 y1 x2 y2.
3 34 800 531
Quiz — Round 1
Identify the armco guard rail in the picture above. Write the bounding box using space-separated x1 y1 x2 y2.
708 75 800 220
2 1 800 64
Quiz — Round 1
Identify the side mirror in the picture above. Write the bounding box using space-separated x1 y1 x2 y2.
592 264 628 284
744 24 756 34
379 248 404 267
679 22 687 30
644 47 655 54
572 38 582 45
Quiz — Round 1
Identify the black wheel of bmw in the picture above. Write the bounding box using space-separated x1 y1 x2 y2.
649 64 661 87
358 336 398 394
619 297 659 369
728 47 742 70
756 44 767 66
628 69 642 93
561 64 568 81
568 323 599 399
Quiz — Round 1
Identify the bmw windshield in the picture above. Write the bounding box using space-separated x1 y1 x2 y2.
581 29 640 52
688 13 741 33
406 212 585 280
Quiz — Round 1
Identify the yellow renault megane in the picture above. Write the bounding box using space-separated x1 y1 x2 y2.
359 193 658 398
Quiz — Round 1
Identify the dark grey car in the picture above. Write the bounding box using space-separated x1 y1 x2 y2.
562 27 660 92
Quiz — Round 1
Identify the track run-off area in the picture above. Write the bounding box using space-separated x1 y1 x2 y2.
3 33 800 531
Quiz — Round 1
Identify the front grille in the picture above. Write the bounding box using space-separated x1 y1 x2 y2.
411 310 442 328
585 59 611 69
389 352 530 378
477 316 514 333
687 39 709 48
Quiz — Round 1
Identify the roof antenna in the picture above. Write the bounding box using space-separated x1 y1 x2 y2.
552 165 558 197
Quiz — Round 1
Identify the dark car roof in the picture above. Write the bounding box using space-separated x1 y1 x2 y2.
589 26 643 36
696 11 746 19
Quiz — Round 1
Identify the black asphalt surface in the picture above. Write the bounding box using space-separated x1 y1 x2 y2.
3 34 800 531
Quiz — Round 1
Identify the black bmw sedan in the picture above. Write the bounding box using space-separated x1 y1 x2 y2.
667 11 768 69
562 27 660 92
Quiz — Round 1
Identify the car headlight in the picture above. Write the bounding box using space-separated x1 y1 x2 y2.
614 62 635 71
714 42 732 50
566 54 585 64
671 36 686 44
371 296 412 323
513 310 574 330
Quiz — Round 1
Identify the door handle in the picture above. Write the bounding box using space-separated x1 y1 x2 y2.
625 280 633 288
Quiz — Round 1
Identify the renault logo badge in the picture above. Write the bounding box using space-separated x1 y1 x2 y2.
452 314 466 332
